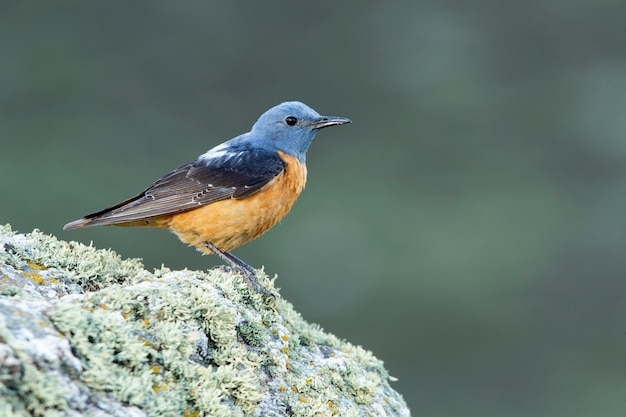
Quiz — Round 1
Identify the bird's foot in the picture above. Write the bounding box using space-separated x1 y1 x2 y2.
203 241 275 297
209 264 275 297
240 269 276 298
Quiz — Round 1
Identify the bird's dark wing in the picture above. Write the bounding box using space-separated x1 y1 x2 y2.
64 148 286 228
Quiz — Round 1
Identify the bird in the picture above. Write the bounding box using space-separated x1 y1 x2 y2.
63 101 351 295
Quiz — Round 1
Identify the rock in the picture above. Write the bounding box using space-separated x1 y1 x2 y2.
0 224 410 417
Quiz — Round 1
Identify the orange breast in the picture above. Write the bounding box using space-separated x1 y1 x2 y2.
155 151 307 254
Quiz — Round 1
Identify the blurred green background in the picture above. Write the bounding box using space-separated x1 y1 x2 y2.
2 1 626 415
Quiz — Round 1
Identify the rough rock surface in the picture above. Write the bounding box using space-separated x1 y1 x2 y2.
0 225 410 417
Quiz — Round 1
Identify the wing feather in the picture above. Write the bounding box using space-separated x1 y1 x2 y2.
64 148 286 229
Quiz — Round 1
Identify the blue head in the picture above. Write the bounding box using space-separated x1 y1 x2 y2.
249 101 351 162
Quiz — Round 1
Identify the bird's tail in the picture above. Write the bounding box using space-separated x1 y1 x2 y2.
63 218 97 230
64 212 169 230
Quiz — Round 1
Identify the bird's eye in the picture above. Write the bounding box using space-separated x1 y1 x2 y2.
285 116 298 126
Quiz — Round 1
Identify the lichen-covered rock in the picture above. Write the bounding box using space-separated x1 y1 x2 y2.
0 224 410 417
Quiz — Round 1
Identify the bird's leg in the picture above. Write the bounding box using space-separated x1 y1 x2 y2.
202 241 274 297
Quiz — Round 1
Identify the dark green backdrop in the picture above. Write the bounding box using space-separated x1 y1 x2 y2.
2 1 625 416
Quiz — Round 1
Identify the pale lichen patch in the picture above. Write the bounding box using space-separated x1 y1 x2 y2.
0 224 410 416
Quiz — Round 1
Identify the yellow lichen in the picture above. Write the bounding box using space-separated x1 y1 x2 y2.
27 262 46 271
23 271 44 284
183 408 200 417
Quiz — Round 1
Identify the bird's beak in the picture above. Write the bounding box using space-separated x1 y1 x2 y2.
310 116 352 130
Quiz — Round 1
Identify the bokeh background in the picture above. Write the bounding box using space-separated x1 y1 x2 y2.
2 1 625 415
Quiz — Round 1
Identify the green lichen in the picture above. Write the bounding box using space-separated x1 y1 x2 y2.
1 224 149 292
0 225 410 417
47 272 265 417
0 303 73 417
0 224 14 238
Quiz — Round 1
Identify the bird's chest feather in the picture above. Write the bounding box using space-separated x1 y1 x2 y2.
166 151 307 252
